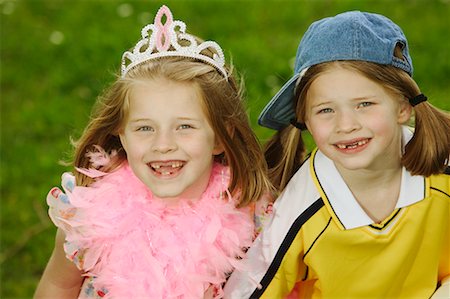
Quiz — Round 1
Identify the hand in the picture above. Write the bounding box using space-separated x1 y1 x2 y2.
203 284 221 299
203 285 214 299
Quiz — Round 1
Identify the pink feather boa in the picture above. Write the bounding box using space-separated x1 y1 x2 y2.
47 162 254 298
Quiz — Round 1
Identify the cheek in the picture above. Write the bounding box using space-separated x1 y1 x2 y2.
366 109 400 135
307 119 331 145
190 140 216 157
184 131 217 155
120 134 147 159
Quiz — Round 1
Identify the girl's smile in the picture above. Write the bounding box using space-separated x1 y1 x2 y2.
148 160 184 177
333 137 371 153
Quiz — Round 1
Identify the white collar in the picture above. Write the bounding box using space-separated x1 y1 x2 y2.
311 127 425 229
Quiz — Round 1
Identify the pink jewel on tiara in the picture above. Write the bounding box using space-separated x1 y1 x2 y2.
155 6 172 51
121 5 227 78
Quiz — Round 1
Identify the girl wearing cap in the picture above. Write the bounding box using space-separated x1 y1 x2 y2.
224 11 450 298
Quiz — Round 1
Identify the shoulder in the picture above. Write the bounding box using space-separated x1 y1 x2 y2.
444 166 450 175
428 170 450 199
272 155 322 224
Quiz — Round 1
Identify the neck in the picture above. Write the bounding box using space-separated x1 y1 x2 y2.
337 163 403 223
338 163 401 188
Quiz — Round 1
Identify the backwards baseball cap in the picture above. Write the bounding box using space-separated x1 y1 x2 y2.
258 11 413 130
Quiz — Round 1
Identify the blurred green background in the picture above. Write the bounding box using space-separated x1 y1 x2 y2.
1 0 449 297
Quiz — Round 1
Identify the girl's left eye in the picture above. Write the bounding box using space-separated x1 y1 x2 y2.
318 107 333 114
178 124 193 130
137 126 153 132
358 102 372 108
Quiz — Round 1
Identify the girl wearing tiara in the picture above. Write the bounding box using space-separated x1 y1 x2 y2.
224 11 450 298
34 5 272 298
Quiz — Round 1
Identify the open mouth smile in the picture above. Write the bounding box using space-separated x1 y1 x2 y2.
148 161 184 176
335 138 370 150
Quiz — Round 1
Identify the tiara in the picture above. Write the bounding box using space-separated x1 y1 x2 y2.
121 5 227 78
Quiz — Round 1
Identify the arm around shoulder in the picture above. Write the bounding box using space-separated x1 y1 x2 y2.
34 228 83 299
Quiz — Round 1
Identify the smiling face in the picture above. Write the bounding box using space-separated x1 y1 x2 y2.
119 77 223 204
304 66 411 173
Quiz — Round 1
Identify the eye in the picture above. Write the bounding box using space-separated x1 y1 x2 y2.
137 126 153 132
357 101 373 108
317 107 334 114
178 124 193 130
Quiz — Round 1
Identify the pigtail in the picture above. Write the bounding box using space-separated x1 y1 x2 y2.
403 102 450 176
264 126 306 191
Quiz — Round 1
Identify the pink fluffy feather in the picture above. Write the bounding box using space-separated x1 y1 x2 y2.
47 162 254 298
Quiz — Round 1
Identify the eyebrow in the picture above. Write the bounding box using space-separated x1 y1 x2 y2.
127 117 202 123
310 100 333 108
176 117 201 122
127 118 151 123
351 96 376 101
311 95 376 107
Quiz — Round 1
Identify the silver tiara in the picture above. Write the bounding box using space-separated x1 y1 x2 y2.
121 5 227 78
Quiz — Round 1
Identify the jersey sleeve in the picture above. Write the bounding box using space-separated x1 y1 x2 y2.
224 158 317 298
223 216 305 298
259 231 306 298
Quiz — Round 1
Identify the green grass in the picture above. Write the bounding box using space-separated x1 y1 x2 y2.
1 0 449 297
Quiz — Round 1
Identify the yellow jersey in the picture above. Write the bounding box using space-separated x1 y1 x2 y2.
224 149 450 298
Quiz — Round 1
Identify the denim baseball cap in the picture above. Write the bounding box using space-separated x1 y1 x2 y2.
258 11 413 130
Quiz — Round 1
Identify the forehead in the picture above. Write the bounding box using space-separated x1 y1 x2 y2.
307 67 385 99
125 77 210 118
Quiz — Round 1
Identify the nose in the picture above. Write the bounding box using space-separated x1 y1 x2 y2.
335 110 361 134
151 130 177 153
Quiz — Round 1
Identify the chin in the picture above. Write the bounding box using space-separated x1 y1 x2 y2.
334 158 373 171
152 190 182 199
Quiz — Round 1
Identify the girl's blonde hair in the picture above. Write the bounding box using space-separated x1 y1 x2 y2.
72 56 272 207
266 60 450 191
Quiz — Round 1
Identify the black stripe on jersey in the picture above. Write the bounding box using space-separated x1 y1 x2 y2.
302 217 332 280
369 208 401 230
249 198 325 298
304 217 332 259
431 187 450 198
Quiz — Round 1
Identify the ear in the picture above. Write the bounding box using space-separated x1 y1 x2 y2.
213 125 232 156
118 132 128 153
213 138 225 155
397 100 413 124
304 120 311 132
